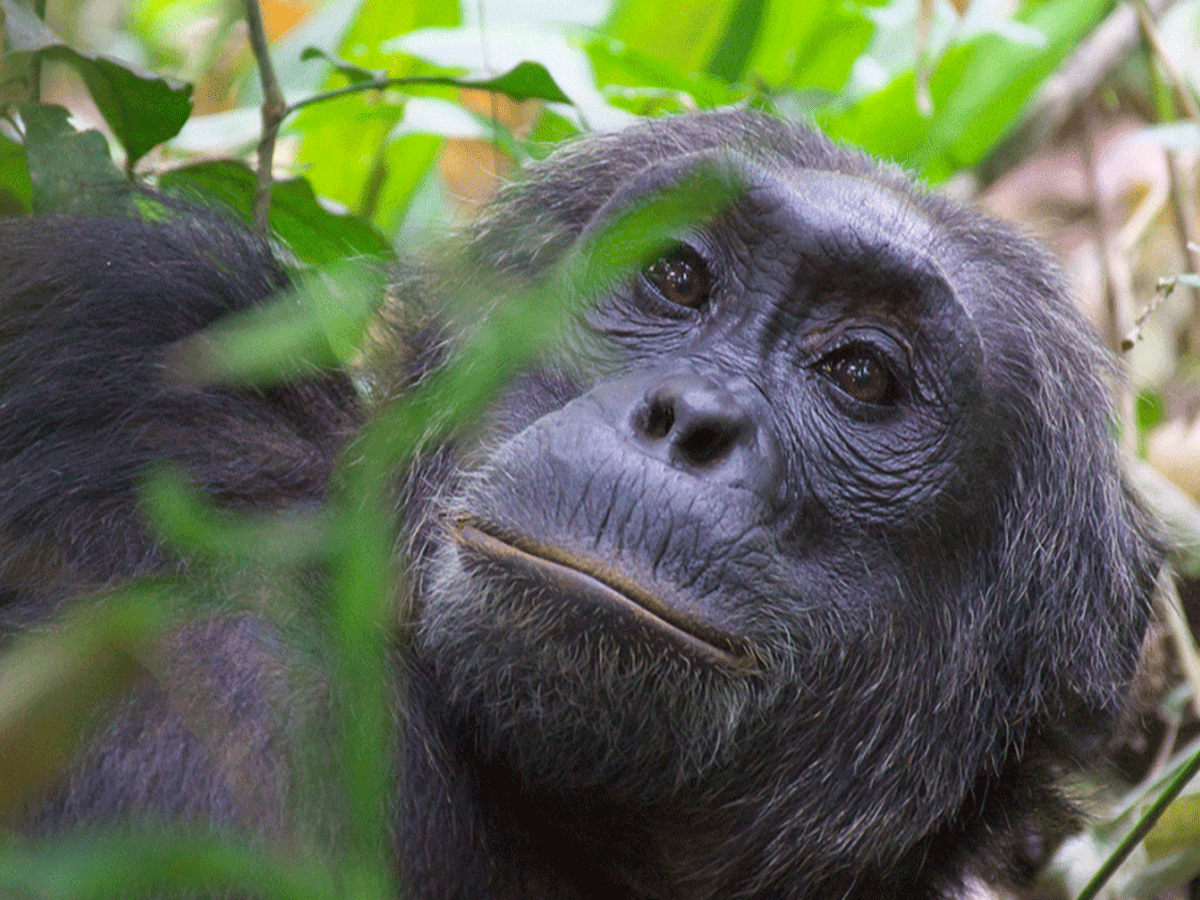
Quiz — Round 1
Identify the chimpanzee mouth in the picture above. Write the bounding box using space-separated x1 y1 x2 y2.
453 518 755 668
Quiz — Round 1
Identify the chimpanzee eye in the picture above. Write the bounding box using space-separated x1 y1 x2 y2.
820 344 896 406
643 245 711 309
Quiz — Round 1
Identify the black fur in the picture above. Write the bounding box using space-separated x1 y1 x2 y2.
0 111 1164 899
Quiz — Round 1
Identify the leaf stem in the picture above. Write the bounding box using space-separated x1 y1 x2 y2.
1075 741 1200 900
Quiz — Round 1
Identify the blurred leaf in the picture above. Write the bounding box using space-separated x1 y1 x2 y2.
0 591 163 812
0 828 336 900
144 468 333 563
0 131 32 212
1138 390 1165 435
296 60 575 109
168 257 385 386
371 132 444 237
914 0 1099 177
445 60 570 104
160 160 391 265
390 26 630 130
20 102 123 213
367 165 746 466
751 0 876 91
705 0 767 82
586 37 742 109
604 0 737 76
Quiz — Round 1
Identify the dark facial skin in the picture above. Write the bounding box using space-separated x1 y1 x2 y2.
0 112 1164 900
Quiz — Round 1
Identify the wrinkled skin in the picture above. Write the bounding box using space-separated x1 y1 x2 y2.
0 112 1165 900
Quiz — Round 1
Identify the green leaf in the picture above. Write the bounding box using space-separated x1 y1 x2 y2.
300 46 381 84
759 0 876 92
20 102 123 213
705 0 768 82
293 0 456 222
0 828 337 900
372 132 444 237
159 160 392 265
145 468 333 563
390 26 630 130
914 0 1105 177
450 60 571 104
603 0 738 76
42 48 193 167
2 1 192 167
586 37 742 109
0 131 32 213
1137 390 1165 435
819 0 1107 179
167 257 385 387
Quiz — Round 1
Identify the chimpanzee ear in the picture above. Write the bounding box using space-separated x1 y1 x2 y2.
0 213 356 599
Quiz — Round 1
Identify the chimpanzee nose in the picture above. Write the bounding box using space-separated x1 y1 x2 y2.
635 374 753 469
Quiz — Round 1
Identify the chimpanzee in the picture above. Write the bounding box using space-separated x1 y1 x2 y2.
0 111 1165 899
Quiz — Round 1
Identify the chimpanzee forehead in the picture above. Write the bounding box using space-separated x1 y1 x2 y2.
741 166 943 278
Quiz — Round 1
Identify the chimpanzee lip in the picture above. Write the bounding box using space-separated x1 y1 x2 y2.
453 517 755 669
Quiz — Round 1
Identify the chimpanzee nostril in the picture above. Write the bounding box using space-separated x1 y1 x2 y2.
677 422 739 466
636 376 752 469
640 397 676 440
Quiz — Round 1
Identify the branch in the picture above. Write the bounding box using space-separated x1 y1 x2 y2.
244 0 286 235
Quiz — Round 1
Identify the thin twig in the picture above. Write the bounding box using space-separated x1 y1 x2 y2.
244 0 287 235
1122 278 1175 351
254 73 511 151
1134 0 1200 352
